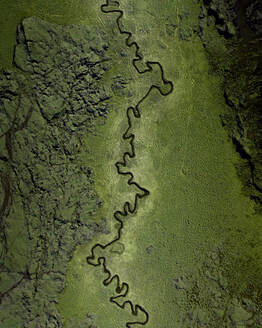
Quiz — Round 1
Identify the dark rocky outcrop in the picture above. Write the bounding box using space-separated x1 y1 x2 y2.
202 0 238 38
199 0 262 212
246 0 262 36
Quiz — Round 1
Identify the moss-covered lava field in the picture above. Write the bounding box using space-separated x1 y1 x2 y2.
0 0 262 327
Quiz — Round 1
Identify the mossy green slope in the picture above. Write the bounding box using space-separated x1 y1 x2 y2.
59 1 262 327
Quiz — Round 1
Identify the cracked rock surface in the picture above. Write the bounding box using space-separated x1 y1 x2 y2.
0 17 113 327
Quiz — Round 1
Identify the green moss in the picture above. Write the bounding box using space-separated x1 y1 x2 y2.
59 1 262 327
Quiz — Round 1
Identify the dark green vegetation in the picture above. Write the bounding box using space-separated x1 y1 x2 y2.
0 0 262 327
200 0 262 214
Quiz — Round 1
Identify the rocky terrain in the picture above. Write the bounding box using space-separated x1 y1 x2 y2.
0 17 113 327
